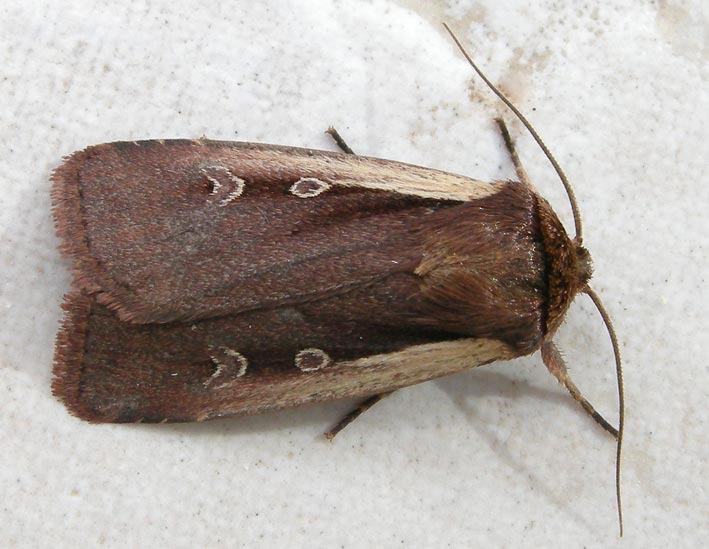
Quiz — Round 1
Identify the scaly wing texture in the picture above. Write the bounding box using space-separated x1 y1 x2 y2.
51 140 497 323
54 293 517 423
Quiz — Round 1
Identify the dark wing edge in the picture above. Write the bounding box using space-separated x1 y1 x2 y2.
51 144 152 324
52 292 94 422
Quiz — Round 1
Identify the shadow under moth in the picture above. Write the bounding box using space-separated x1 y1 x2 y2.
50 25 624 533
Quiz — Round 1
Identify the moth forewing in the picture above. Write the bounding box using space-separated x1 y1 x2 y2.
53 293 519 423
51 140 503 325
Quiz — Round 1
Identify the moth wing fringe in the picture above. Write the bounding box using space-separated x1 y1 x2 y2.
51 292 99 422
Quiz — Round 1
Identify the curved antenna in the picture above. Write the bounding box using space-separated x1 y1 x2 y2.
442 23 584 244
585 286 625 537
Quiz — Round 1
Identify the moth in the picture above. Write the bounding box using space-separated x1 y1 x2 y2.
51 25 624 531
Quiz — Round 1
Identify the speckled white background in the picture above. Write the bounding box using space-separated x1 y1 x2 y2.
1 1 707 547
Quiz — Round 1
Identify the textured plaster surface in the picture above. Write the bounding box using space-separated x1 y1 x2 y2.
1 1 707 547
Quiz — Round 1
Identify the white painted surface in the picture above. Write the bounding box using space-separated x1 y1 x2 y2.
1 1 706 547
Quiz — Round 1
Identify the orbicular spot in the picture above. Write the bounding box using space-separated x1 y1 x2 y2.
289 177 330 198
200 166 245 206
295 348 332 372
205 347 248 388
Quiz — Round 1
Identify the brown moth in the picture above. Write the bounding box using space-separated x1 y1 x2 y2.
52 139 593 423
50 24 624 532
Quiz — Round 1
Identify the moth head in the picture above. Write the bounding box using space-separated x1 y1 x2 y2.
538 197 593 337
575 244 593 288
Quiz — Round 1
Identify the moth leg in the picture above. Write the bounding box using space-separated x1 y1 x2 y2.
324 391 394 440
326 127 355 155
541 340 619 438
495 118 534 189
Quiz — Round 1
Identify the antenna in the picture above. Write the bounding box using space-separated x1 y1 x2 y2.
586 286 625 537
442 22 584 244
442 23 624 535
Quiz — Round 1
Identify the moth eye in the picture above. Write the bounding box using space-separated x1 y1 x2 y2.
295 348 332 372
289 177 330 198
199 166 246 206
204 346 248 388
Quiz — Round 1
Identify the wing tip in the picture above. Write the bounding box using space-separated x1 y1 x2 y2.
51 146 169 325
51 146 113 301
51 292 169 423
52 292 105 422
